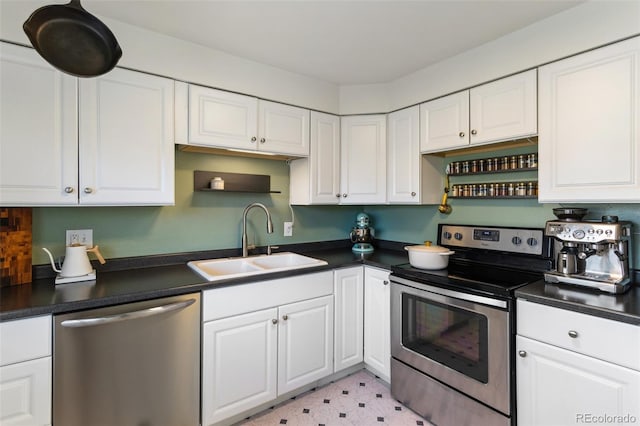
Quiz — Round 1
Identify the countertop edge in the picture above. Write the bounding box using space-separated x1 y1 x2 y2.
516 281 640 325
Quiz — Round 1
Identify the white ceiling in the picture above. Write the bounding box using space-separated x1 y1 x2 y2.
81 1 583 85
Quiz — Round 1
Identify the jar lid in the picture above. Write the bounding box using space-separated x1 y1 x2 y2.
404 244 451 253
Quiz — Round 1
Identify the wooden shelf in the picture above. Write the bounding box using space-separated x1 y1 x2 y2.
194 170 281 193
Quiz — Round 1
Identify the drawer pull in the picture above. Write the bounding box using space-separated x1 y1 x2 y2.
568 330 579 338
272 319 278 325
518 350 527 357
282 315 289 321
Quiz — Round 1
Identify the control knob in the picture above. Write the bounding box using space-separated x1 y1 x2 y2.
527 237 538 247
454 232 463 241
511 236 522 245
443 231 452 240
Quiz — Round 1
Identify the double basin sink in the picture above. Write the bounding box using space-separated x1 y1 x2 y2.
188 252 328 282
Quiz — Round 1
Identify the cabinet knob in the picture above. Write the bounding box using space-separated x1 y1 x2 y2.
411 192 416 197
260 138 266 143
282 315 289 321
383 280 389 285
459 132 465 138
471 129 478 135
518 350 527 357
83 187 93 194
64 186 74 194
342 193 348 198
568 330 579 338
272 319 278 324
336 193 341 198
251 136 257 142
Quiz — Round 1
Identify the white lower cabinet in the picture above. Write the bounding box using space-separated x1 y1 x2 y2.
201 272 333 425
333 267 364 372
516 300 640 426
363 266 391 382
0 316 52 426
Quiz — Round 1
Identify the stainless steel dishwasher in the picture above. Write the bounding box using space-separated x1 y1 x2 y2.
53 293 201 426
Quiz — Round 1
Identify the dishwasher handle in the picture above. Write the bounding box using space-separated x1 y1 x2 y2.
60 298 197 328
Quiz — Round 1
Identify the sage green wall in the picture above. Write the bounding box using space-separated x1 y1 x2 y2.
32 147 639 269
32 150 360 265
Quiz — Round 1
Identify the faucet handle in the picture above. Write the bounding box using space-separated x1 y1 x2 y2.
267 245 279 255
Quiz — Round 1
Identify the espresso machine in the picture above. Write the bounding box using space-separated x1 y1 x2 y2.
350 212 375 253
544 208 633 293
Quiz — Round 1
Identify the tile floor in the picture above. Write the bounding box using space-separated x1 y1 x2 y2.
236 369 431 425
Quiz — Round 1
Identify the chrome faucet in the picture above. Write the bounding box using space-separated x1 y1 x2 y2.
241 202 274 257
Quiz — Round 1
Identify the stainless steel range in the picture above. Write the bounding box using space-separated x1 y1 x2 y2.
390 224 552 426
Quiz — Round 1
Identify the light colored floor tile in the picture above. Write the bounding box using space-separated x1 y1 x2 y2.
236 369 430 425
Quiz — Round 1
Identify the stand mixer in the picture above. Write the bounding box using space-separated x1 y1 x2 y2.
350 212 375 253
544 208 633 293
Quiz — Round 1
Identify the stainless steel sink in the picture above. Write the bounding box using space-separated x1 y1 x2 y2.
187 252 328 281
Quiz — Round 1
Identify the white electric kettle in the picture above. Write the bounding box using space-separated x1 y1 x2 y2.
42 244 105 278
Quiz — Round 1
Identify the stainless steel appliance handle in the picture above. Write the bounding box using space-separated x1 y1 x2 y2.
390 276 507 309
60 299 196 328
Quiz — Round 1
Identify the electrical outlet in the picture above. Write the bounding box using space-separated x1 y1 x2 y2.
284 222 293 237
66 229 93 247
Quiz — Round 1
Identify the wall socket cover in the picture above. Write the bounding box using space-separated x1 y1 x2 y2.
284 222 293 237
66 229 93 247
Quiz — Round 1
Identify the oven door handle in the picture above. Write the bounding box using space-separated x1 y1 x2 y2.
390 276 507 309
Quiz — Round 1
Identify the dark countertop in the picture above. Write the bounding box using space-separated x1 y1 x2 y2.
516 280 640 325
0 242 409 321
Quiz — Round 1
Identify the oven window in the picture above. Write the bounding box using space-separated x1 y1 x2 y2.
402 293 488 383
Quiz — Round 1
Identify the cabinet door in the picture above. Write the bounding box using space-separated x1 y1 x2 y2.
278 295 333 395
538 37 640 202
420 91 469 153
187 85 258 150
387 106 421 204
340 115 387 204
0 43 78 206
288 111 340 205
310 111 340 204
79 68 175 205
0 357 52 426
334 267 364 372
202 308 278 426
469 69 537 145
517 335 640 426
364 267 391 382
258 100 310 156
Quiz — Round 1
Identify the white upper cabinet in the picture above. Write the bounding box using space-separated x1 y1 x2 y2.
290 111 341 205
538 37 640 203
185 84 258 150
176 82 310 157
420 91 469 153
0 43 78 206
79 68 175 205
0 43 175 206
340 115 387 204
387 106 442 204
420 70 537 153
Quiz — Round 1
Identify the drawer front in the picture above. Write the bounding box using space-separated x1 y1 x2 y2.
0 316 51 366
203 271 333 322
517 300 640 370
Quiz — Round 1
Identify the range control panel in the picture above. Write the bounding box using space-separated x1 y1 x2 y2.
545 220 631 243
440 224 544 255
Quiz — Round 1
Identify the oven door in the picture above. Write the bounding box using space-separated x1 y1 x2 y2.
390 276 511 415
